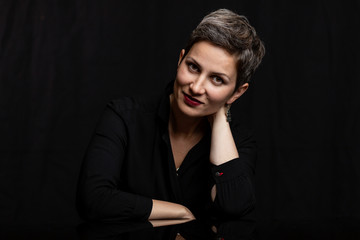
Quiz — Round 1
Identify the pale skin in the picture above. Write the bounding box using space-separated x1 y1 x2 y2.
149 41 248 220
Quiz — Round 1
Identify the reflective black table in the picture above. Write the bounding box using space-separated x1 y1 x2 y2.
2 218 360 239
78 218 255 239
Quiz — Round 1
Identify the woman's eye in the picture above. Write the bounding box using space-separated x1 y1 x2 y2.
212 76 224 85
188 63 199 72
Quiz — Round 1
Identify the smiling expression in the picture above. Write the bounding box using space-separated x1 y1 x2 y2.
172 41 248 118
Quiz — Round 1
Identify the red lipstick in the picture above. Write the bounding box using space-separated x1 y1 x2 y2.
183 92 203 106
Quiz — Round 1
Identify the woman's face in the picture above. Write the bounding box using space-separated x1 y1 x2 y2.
173 41 248 118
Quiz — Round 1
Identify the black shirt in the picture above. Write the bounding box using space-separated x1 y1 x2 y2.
77 84 256 222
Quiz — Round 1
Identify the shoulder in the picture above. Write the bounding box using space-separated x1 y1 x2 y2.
107 80 173 115
107 93 163 118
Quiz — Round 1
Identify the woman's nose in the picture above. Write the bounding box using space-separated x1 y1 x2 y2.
189 76 206 95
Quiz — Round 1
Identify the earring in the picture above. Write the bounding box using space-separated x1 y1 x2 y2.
226 105 232 122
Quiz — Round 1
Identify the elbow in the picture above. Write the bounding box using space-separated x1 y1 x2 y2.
79 205 103 222
76 192 103 221
77 187 151 222
214 176 255 217
216 194 255 217
76 187 115 222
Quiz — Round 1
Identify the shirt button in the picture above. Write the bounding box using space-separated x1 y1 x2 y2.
215 172 223 177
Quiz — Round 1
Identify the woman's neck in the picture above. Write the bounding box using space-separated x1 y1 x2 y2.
169 94 207 138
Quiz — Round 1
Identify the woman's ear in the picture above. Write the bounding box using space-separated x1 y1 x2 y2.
178 49 185 67
226 83 249 105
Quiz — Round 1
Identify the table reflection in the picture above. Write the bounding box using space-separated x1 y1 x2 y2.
77 218 255 239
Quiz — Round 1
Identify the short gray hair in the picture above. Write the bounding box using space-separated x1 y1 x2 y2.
184 9 265 88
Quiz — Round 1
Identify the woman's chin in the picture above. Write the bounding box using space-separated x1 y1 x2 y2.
178 105 210 119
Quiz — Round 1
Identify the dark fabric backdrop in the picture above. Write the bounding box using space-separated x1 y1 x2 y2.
1 0 359 225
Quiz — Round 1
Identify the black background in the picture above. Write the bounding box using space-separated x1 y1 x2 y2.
1 0 359 225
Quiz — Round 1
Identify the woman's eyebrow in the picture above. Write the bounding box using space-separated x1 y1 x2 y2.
186 57 202 69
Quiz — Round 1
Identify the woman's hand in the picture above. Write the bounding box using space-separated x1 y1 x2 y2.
207 104 228 128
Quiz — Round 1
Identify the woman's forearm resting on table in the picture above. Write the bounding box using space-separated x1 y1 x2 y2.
149 199 195 220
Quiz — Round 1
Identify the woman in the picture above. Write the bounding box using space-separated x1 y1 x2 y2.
77 9 265 222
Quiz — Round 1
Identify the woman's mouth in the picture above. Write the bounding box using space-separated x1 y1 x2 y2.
183 92 203 106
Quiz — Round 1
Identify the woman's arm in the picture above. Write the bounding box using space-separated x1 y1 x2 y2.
208 105 256 215
77 103 196 221
77 104 153 221
209 105 239 166
149 199 195 220
209 106 239 202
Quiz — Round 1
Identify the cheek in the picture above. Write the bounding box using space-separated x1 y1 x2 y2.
176 66 193 86
207 88 234 105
